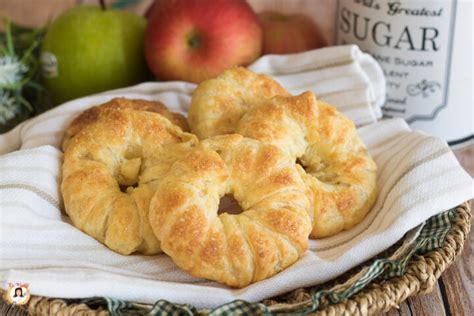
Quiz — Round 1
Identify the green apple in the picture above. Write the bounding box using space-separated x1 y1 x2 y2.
41 5 149 104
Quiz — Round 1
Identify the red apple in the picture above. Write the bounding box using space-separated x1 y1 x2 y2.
145 0 262 83
258 11 327 55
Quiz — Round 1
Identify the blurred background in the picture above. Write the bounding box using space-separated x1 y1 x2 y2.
0 0 337 37
0 0 335 130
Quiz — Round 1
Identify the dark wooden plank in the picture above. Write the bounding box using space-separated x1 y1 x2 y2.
438 217 473 316
405 282 446 316
378 282 446 315
396 302 413 316
0 299 28 316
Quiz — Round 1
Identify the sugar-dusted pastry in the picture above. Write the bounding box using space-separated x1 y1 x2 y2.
61 104 197 255
62 97 189 151
188 67 289 139
149 134 312 287
236 92 377 238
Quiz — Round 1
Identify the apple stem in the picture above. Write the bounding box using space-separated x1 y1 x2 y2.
99 0 107 10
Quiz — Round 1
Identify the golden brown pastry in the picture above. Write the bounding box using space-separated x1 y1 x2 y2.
236 92 377 238
149 134 312 287
188 67 290 139
62 97 189 151
188 67 377 238
61 105 197 255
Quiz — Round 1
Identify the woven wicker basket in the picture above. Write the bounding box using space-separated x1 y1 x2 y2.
2 202 471 315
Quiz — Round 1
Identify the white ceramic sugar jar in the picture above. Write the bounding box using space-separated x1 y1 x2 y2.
336 0 473 146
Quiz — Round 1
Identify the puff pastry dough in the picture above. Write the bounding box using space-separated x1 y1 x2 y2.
61 103 197 255
188 68 377 238
236 92 377 238
188 67 289 139
149 135 312 287
63 97 189 151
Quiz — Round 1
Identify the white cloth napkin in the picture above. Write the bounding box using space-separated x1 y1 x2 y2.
0 45 383 155
0 119 471 308
1 45 471 309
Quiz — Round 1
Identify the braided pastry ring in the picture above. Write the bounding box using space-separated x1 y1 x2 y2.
61 103 197 255
149 134 312 287
236 91 377 238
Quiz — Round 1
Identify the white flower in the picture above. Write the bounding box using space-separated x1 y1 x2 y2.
0 55 28 87
0 90 19 124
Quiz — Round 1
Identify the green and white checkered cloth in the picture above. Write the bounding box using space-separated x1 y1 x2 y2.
74 207 457 315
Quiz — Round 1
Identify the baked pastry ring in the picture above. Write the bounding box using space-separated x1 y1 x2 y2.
149 134 312 287
188 67 289 139
62 97 189 151
236 92 377 238
61 105 197 255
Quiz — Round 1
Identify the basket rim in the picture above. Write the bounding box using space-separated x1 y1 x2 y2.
2 201 471 315
267 201 472 315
